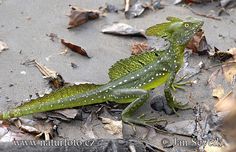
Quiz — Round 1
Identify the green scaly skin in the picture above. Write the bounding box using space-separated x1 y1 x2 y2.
0 17 203 127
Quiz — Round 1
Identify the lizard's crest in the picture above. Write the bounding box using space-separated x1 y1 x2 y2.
146 17 203 45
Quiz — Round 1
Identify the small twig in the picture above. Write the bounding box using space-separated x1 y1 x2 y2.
186 6 221 21
141 140 167 152
205 60 236 70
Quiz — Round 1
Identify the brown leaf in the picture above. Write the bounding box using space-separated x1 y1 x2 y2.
68 6 100 29
131 41 149 55
0 40 8 53
187 29 211 55
61 39 90 58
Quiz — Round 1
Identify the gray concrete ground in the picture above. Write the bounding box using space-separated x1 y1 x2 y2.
0 0 236 151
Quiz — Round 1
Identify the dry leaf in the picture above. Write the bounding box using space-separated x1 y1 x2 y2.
222 61 236 83
125 1 145 18
102 23 145 37
204 144 224 152
0 40 8 53
83 113 97 139
54 109 78 119
100 117 122 138
212 86 225 99
210 47 233 62
68 6 100 29
228 48 236 60
125 0 163 18
187 29 211 55
220 87 236 151
215 91 236 112
22 60 65 89
131 41 149 55
61 39 90 58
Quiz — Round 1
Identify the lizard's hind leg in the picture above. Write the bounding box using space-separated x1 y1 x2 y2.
111 89 165 128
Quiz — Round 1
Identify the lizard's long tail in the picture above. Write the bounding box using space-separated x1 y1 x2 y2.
0 83 106 120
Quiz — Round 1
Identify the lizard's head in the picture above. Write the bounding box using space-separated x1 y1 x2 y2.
146 17 204 45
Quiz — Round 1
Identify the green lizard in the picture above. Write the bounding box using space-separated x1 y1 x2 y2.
0 17 203 127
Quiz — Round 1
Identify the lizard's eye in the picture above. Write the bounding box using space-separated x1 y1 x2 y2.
184 23 190 28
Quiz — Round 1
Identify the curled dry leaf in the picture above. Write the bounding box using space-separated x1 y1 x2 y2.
68 6 100 29
187 29 211 55
61 39 90 58
0 40 8 53
131 41 149 55
100 117 122 138
22 60 65 90
101 23 145 37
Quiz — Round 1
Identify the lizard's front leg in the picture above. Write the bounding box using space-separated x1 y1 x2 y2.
164 72 189 113
111 89 165 127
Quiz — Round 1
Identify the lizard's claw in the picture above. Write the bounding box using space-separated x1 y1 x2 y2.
122 113 167 132
169 99 191 116
137 113 167 126
172 75 192 91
